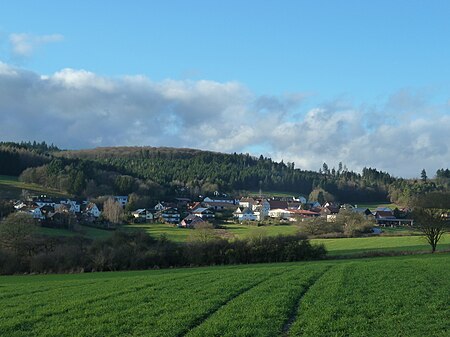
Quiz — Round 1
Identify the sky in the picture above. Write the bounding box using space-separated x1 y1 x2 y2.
0 0 449 178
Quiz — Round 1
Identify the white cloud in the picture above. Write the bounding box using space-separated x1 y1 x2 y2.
9 33 64 57
0 62 449 178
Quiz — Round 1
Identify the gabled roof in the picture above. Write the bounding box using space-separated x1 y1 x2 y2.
352 208 372 215
182 214 206 226
204 201 236 208
268 200 288 210
192 207 213 214
375 210 396 219
132 209 147 215
375 207 393 212
290 209 320 216
323 205 340 214
241 207 254 214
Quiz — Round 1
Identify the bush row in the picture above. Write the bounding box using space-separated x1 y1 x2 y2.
0 231 326 275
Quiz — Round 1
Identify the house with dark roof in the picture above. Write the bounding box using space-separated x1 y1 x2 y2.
203 201 237 210
268 200 289 210
351 208 373 218
179 214 207 228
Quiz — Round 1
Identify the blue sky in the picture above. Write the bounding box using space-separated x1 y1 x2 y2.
0 1 449 177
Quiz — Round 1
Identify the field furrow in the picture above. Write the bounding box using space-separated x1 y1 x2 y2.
281 265 332 336
288 256 450 337
0 254 448 337
0 266 287 337
177 270 288 337
0 271 222 335
185 263 333 337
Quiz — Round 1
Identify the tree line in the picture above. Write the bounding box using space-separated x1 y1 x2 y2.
0 213 326 275
2 142 450 205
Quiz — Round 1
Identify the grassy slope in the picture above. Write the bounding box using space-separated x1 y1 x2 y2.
123 222 450 254
0 175 69 199
0 254 448 337
313 234 450 255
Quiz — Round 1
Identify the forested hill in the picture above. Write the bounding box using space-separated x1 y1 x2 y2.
55 146 392 202
2 142 449 204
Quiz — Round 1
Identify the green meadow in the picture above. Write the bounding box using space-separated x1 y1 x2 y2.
0 175 69 199
122 222 450 255
0 254 448 337
35 222 450 255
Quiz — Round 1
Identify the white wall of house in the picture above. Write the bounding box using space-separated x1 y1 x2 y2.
238 213 257 221
268 209 292 219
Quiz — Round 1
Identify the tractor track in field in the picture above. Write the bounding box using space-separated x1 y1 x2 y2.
281 265 333 337
1 271 219 333
178 269 290 337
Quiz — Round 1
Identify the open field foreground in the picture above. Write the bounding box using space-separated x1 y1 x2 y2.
0 254 448 337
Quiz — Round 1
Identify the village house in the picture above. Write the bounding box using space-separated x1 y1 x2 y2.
83 202 102 218
179 214 207 228
158 207 180 224
255 199 270 219
131 209 154 222
203 200 237 211
239 197 256 208
351 208 373 218
203 196 237 204
233 207 257 221
373 208 413 226
59 199 81 213
289 209 321 219
191 207 215 219
19 205 45 220
268 200 289 210
268 208 292 220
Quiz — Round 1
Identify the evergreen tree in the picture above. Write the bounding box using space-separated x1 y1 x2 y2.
421 169 427 182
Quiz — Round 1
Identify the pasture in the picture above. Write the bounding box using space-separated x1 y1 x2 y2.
124 222 450 255
0 254 448 336
0 175 69 199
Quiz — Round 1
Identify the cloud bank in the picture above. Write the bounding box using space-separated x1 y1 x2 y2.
0 62 449 178
9 33 64 57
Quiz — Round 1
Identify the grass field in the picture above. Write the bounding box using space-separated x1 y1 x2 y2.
122 222 450 255
0 253 448 336
313 234 450 255
0 175 69 199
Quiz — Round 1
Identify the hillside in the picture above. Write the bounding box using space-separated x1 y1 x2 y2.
2 141 449 204
55 146 392 202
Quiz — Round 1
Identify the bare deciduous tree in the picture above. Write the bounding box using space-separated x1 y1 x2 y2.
103 198 124 225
